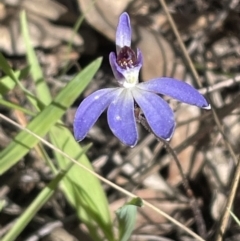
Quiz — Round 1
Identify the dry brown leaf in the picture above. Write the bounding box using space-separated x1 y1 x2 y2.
42 227 78 241
223 108 240 148
3 0 66 20
0 3 6 20
0 1 83 55
165 104 203 186
22 0 66 20
77 0 133 41
137 27 175 81
205 147 234 221
0 26 12 54
210 192 226 221
206 147 234 188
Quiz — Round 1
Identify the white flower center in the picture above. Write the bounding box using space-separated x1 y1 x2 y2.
122 67 139 88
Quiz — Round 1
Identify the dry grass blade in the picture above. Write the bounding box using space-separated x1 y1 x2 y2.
158 0 201 87
198 75 240 95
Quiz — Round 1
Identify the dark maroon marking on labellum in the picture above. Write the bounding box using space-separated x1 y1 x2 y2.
117 46 137 69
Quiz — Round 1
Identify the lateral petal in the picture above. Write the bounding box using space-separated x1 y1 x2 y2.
109 52 125 82
132 88 175 140
138 77 211 109
137 48 143 66
107 89 138 146
74 88 122 141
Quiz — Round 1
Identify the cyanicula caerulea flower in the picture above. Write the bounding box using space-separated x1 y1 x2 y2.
74 12 211 147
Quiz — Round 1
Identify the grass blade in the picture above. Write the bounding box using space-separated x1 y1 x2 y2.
20 11 51 105
0 67 29 96
0 98 35 116
0 57 101 173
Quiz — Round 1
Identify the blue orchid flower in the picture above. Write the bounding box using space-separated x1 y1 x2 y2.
73 12 210 147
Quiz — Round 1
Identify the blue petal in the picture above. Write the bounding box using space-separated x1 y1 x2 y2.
137 48 143 66
109 52 124 82
116 12 131 52
138 77 211 109
74 88 122 141
107 89 138 146
132 88 175 140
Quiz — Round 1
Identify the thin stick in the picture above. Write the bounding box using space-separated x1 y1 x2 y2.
163 141 207 238
0 113 205 241
198 75 240 95
138 115 207 238
158 0 201 87
215 156 240 241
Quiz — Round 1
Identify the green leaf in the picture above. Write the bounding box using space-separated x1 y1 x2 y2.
0 67 29 96
0 57 102 174
50 127 114 241
0 52 19 82
0 97 35 116
116 197 143 241
20 11 51 105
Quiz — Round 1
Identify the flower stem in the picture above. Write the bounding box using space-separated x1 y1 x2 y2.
138 114 207 239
